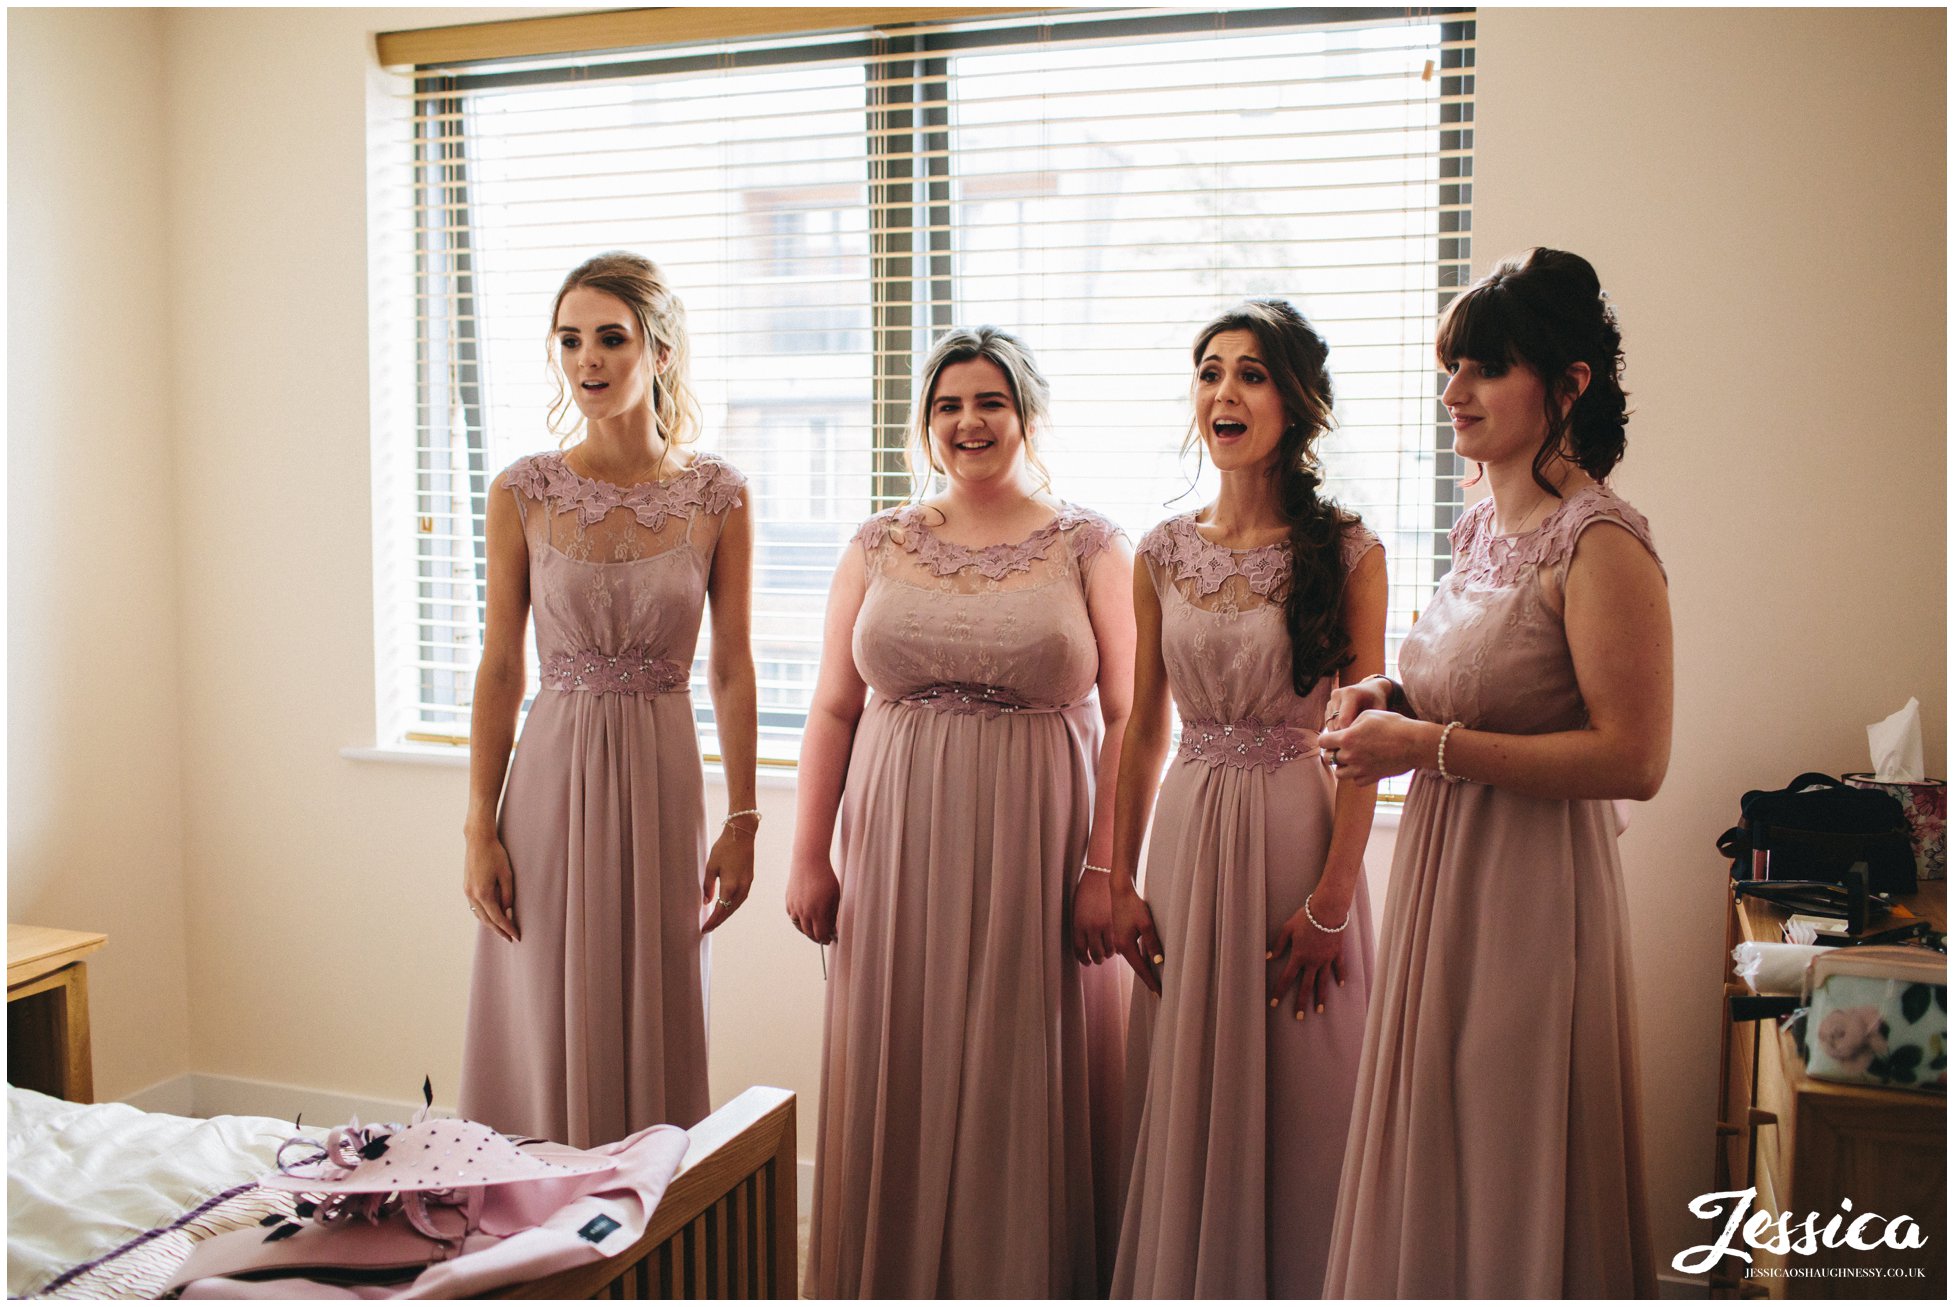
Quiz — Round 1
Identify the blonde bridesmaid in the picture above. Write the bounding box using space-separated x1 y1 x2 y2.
458 252 757 1145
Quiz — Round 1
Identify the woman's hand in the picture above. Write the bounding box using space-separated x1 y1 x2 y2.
1318 711 1435 787
786 857 841 945
1268 903 1345 1020
1072 871 1117 965
464 833 520 943
1323 675 1390 734
702 825 756 933
1110 880 1165 995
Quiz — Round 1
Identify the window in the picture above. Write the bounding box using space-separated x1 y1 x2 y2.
371 6 1476 767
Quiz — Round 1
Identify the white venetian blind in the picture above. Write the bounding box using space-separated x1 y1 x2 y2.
369 5 1476 765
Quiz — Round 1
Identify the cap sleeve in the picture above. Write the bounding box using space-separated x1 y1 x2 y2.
1339 516 1382 573
501 452 556 503
1063 505 1127 568
695 453 747 517
1552 486 1665 583
1135 516 1181 569
851 507 903 561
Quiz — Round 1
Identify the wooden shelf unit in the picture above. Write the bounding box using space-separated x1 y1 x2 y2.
1713 884 1945 1298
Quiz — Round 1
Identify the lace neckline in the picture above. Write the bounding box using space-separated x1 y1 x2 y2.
507 449 741 532
893 502 1079 579
853 501 1119 581
1485 478 1602 541
1451 480 1659 587
1185 513 1291 557
1144 513 1290 599
549 448 711 493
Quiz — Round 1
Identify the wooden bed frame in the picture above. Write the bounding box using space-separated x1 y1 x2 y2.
493 1085 798 1300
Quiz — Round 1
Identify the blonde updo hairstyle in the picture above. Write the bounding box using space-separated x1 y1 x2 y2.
906 325 1054 497
546 251 701 463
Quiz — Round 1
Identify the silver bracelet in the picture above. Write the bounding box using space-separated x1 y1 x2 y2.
723 808 761 834
1303 892 1349 934
1437 721 1469 783
1081 862 1113 876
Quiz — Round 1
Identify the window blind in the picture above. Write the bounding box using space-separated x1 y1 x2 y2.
370 5 1476 767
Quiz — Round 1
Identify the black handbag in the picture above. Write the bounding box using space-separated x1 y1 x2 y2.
1717 772 1916 894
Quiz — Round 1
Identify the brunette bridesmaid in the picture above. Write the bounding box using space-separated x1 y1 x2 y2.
458 252 758 1146
787 327 1134 1297
1102 300 1386 1297
1320 248 1668 1297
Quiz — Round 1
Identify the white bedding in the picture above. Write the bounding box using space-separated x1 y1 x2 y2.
7 1086 317 1298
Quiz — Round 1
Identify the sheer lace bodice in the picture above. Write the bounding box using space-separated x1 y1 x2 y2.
501 450 745 688
1397 482 1662 735
1138 513 1381 766
851 502 1121 714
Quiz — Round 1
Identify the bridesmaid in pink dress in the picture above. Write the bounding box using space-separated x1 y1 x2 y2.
787 327 1135 1297
1104 300 1387 1297
458 252 758 1146
1320 248 1671 1297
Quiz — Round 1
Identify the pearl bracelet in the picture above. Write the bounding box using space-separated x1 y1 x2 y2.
1081 863 1112 876
723 808 761 834
1303 892 1349 934
1437 721 1469 783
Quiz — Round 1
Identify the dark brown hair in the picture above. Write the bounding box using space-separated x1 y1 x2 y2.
1190 299 1357 693
1436 246 1629 495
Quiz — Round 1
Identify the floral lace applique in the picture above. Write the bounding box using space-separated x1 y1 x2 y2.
854 504 1120 580
1177 717 1322 771
1139 513 1380 601
539 647 689 696
504 450 745 534
1447 482 1663 588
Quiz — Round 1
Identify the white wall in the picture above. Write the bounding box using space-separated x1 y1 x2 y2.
7 3 1944 1282
1475 7 1945 1264
6 6 193 1100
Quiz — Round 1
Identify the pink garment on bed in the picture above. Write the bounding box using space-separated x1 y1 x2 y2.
168 1123 688 1299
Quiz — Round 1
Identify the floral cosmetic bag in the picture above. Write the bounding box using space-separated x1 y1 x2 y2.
1798 945 1946 1091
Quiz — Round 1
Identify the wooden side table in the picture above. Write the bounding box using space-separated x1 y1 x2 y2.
8 924 107 1102
1714 885 1946 1298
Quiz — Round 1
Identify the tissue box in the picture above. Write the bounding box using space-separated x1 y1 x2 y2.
1844 773 1946 880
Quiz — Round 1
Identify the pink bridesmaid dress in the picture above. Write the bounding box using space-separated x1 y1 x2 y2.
806 503 1128 1298
458 450 745 1148
1113 513 1381 1299
1324 481 1661 1297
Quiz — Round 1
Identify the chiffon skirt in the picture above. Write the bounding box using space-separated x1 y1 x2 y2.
806 695 1126 1298
1114 753 1373 1298
458 689 711 1148
1324 772 1656 1298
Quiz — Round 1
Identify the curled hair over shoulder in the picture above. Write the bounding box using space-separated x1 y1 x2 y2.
906 326 1054 497
546 251 702 462
1436 247 1630 494
1189 299 1357 693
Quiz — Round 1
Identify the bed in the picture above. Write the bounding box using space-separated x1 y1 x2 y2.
7 1084 797 1299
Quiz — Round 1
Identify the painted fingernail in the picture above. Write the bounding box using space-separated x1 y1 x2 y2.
1152 954 1164 965
1265 950 1274 960
1315 1003 1325 1013
1269 996 1279 1008
1294 1010 1306 1022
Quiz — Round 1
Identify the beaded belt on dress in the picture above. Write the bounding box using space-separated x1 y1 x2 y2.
540 648 689 696
894 682 1081 720
1177 718 1321 771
